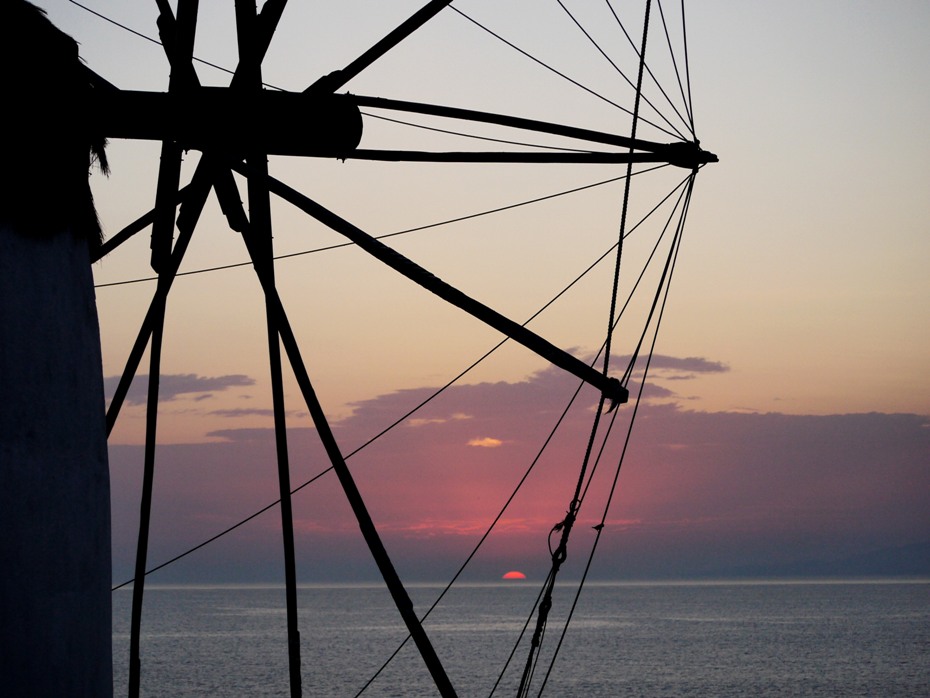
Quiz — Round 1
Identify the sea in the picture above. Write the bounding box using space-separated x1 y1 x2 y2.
113 580 929 697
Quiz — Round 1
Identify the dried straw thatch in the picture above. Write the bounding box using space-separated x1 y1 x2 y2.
0 1 108 250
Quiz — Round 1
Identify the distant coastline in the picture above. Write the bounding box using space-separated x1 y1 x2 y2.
112 540 930 587
711 540 930 580
119 574 930 589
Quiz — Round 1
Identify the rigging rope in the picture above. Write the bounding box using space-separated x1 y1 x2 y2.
680 0 696 135
555 0 688 141
537 172 695 696
67 0 235 78
655 0 694 137
449 6 679 141
359 175 695 696
74 0 714 694
362 110 598 153
68 0 689 147
355 379 584 697
109 172 693 593
515 2 652 695
108 173 700 695
487 176 692 697
604 0 694 141
94 169 662 288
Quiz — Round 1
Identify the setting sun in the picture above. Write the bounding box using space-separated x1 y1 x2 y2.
502 571 527 580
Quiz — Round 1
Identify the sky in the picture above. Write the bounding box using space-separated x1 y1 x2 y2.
38 0 930 584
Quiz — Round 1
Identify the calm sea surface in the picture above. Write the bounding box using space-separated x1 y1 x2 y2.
113 580 929 697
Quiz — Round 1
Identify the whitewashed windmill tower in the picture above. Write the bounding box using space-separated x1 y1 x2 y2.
0 2 112 695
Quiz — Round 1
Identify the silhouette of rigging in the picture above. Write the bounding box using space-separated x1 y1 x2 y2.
58 0 717 695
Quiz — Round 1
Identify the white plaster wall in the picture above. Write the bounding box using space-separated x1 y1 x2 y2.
0 224 112 696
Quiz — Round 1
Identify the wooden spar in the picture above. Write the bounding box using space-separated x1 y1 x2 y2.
349 94 718 167
93 88 363 158
128 3 199 696
342 149 692 164
227 205 460 698
34 0 717 692
234 0 303 694
351 94 667 151
89 87 716 168
307 0 454 94
228 160 629 408
90 185 191 263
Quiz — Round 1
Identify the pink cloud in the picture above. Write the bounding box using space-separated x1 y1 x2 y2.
109 362 930 583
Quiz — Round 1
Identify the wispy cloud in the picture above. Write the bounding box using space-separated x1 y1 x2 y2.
407 417 447 427
104 373 254 406
616 354 729 382
208 408 308 419
407 412 473 428
209 408 275 418
467 437 504 448
205 427 316 442
646 355 729 373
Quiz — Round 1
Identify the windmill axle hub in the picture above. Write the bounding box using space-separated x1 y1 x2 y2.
96 88 363 158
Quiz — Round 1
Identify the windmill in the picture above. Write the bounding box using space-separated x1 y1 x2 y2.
3 1 715 695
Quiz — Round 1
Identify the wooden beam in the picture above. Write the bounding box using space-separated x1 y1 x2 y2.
94 88 362 157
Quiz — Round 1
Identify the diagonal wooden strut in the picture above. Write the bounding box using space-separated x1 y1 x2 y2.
228 161 629 408
217 184 459 698
234 0 302 695
307 0 453 94
103 185 201 435
124 2 456 691
128 2 199 696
